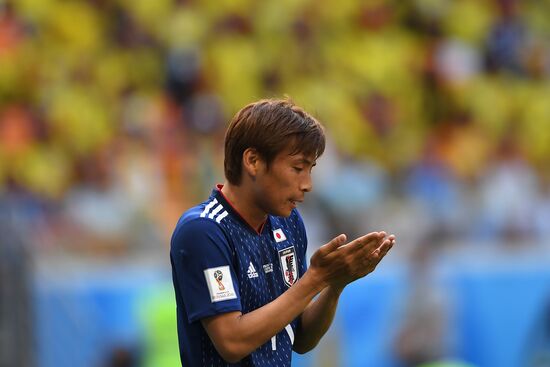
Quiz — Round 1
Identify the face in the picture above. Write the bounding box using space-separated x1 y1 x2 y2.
252 148 316 217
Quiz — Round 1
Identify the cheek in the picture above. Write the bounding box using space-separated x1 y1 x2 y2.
258 166 296 198
265 169 293 189
258 181 288 206
280 169 299 186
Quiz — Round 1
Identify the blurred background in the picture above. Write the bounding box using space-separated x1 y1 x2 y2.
1 0 550 366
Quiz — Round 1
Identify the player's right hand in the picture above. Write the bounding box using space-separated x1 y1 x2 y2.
309 231 395 289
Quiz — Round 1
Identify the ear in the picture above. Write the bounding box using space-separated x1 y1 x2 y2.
242 148 263 178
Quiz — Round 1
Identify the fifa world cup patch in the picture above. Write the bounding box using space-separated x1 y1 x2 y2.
204 266 237 302
278 246 298 287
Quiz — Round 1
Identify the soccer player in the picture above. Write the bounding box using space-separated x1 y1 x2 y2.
170 98 395 366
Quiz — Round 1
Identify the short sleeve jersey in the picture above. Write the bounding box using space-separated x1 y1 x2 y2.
170 186 308 366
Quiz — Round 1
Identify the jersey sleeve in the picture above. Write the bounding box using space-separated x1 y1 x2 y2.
170 218 241 323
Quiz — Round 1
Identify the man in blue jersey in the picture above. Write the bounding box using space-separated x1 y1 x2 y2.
170 98 396 366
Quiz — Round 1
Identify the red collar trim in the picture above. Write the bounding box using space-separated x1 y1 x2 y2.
216 184 267 235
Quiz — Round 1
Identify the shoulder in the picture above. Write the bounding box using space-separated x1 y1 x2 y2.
170 202 231 253
177 196 230 227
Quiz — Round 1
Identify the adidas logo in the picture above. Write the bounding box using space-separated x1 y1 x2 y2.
247 262 259 279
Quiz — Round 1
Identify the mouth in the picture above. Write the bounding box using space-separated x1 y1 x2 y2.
289 199 303 207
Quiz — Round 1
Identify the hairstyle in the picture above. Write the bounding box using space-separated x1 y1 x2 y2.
224 98 325 185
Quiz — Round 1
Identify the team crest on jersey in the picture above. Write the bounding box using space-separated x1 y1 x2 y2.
278 246 298 287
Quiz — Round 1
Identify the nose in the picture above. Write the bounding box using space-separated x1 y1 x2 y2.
300 173 312 193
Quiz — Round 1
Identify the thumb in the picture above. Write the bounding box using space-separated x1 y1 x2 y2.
321 234 347 252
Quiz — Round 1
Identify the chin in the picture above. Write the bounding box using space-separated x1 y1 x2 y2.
271 207 293 217
281 208 294 217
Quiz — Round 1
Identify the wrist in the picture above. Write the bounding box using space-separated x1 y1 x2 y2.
326 283 345 296
301 267 328 294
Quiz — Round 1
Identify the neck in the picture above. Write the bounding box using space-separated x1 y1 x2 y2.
221 182 267 232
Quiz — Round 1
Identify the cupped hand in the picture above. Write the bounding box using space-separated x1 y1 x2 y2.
309 231 395 289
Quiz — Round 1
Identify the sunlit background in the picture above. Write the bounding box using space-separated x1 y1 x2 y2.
1 0 550 366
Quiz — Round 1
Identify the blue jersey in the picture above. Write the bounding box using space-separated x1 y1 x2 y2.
170 186 308 366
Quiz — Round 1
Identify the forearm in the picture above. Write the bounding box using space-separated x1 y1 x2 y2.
293 285 344 353
202 269 325 363
203 231 394 362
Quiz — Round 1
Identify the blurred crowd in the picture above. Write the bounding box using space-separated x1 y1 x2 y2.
2 1 550 367
1 0 550 258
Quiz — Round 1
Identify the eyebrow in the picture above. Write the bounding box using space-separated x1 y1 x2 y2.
294 157 316 166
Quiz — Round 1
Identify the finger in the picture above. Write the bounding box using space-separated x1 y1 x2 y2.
340 232 383 254
321 234 347 253
360 231 387 253
374 239 393 261
381 239 394 255
358 241 390 275
376 234 395 251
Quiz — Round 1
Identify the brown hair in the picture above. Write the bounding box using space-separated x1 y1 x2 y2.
224 98 325 185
